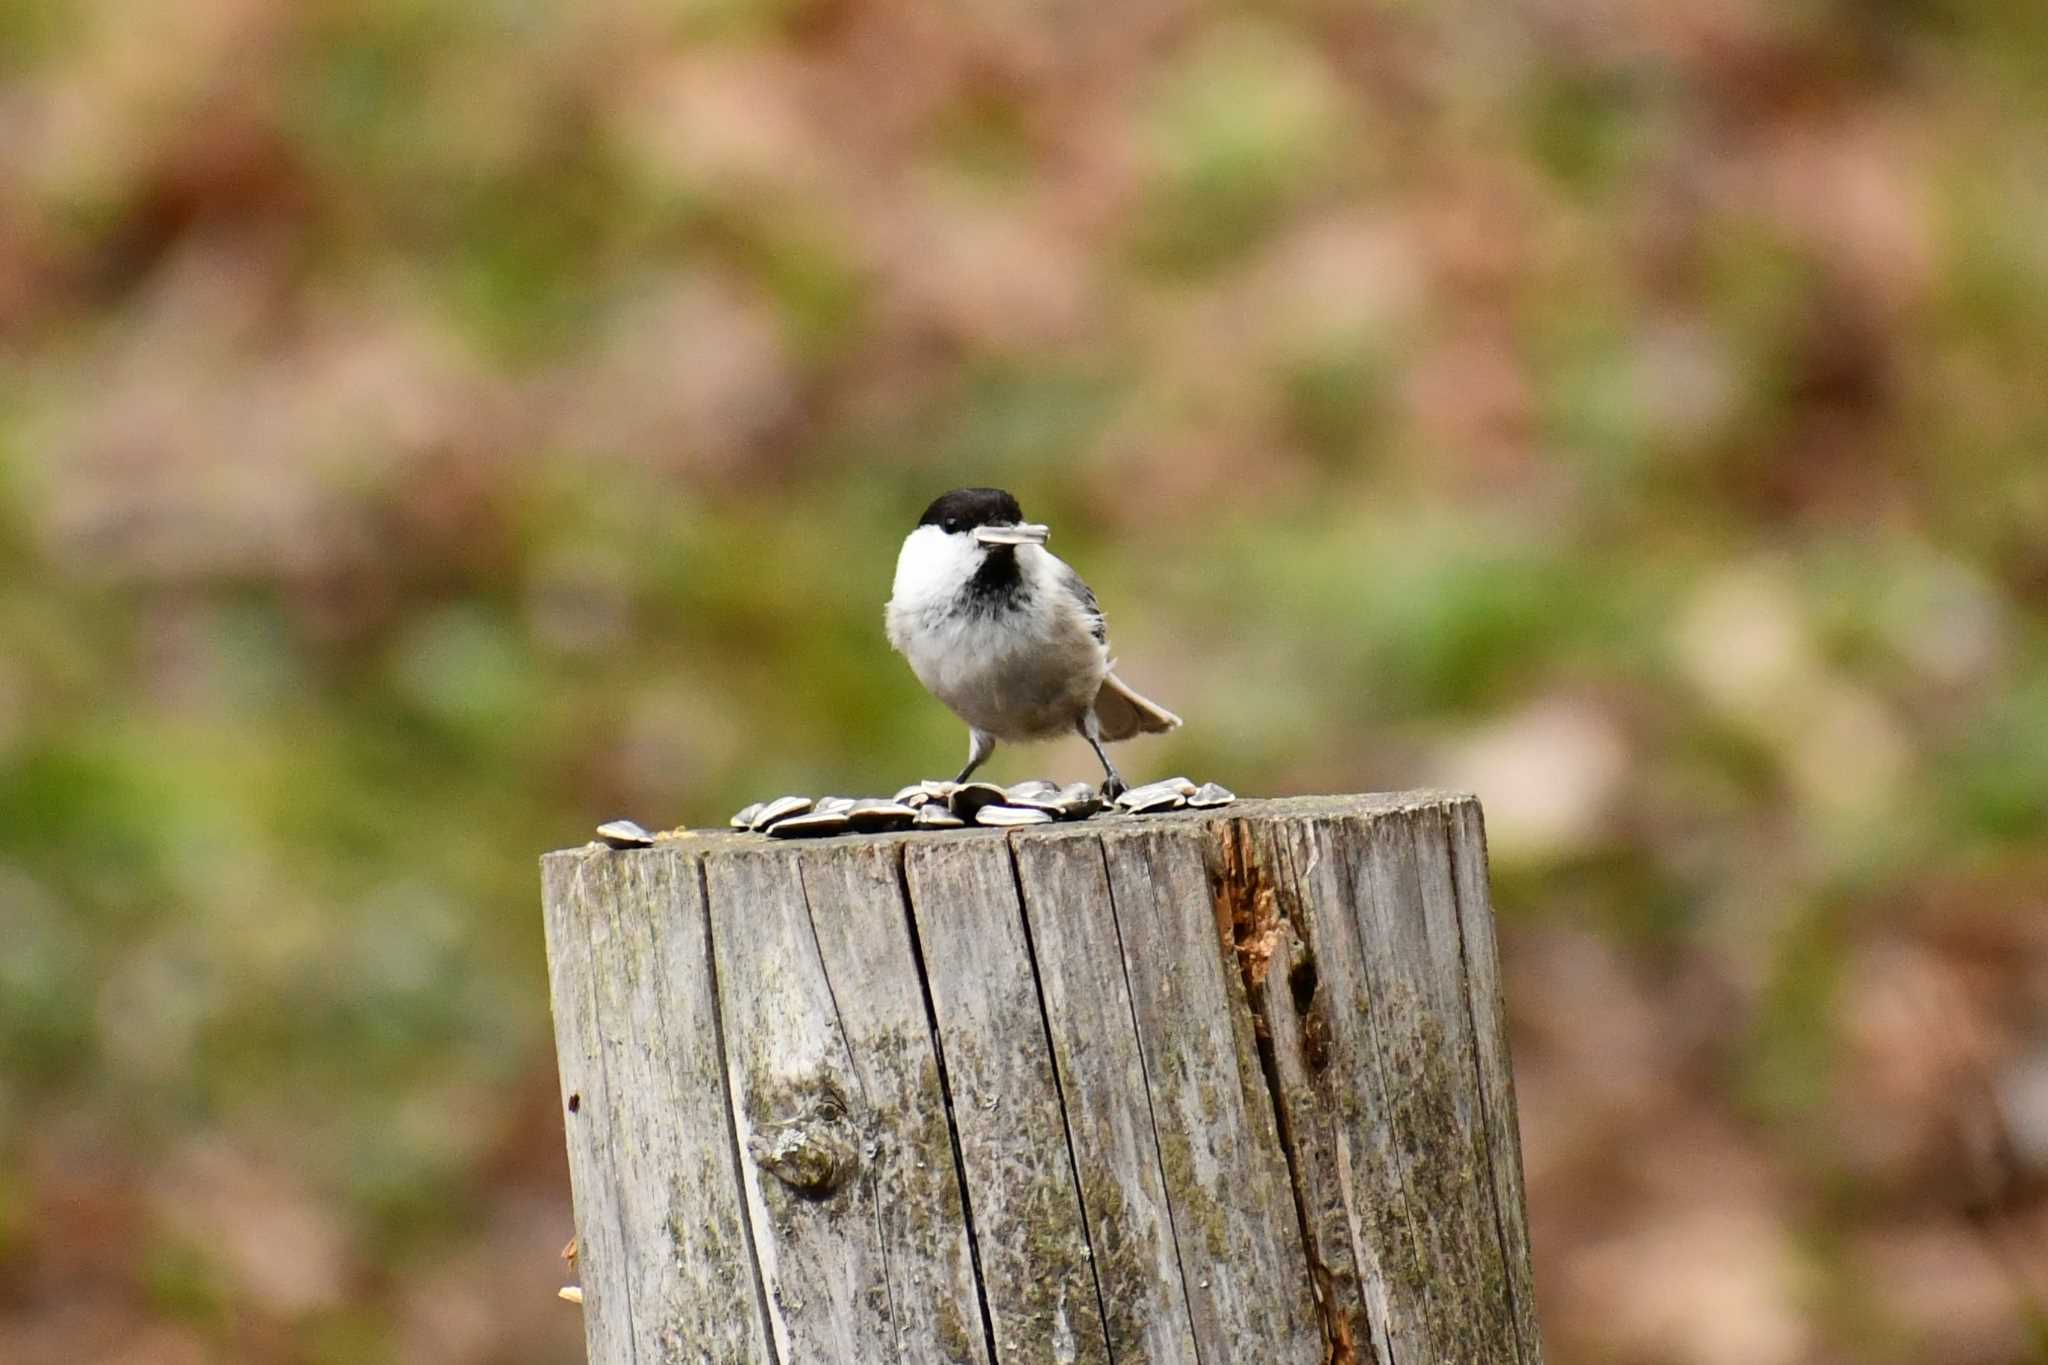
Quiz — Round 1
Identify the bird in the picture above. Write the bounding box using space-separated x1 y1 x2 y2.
885 487 1180 797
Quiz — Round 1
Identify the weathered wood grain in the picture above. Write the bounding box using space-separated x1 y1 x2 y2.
1447 800 1544 1364
1229 814 1385 1365
543 849 775 1365
1011 831 1202 1365
704 843 916 1362
901 835 1111 1365
790 840 993 1365
540 794 1543 1365
1097 823 1324 1364
1376 804 1540 1360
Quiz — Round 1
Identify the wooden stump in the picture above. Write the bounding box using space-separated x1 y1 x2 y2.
541 793 1543 1365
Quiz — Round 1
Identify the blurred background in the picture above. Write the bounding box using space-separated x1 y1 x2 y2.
2 0 2046 1361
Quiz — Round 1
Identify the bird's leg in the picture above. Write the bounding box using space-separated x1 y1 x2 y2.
1077 713 1126 799
954 728 997 785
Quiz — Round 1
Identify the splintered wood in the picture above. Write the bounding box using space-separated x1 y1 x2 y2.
541 793 1543 1365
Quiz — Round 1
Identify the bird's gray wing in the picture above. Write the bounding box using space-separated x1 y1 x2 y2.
1062 565 1108 644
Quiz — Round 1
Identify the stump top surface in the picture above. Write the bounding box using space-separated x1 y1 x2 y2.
543 789 1478 863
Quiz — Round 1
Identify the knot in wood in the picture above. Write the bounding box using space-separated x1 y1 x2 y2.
747 1088 861 1197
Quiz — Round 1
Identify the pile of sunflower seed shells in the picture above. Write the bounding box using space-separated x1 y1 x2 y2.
593 777 1234 847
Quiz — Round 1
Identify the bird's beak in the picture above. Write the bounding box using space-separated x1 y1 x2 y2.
973 522 1050 547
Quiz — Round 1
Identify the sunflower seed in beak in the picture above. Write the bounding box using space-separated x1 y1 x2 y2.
971 522 1050 547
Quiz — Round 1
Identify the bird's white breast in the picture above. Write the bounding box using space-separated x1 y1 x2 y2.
885 529 1109 740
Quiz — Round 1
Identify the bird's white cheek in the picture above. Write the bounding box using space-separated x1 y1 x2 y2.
891 527 977 607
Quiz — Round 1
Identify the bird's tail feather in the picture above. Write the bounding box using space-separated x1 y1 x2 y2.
1093 673 1181 742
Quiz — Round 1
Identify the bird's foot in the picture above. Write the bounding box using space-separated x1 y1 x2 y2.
1099 776 1127 801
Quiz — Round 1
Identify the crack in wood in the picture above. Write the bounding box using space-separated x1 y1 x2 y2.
1092 834 1209 1365
1002 836 1118 1359
578 860 646 1365
698 857 785 1365
1214 820 1360 1365
1440 805 1525 1365
894 847 1005 1365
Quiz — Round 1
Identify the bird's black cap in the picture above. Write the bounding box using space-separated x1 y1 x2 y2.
917 487 1025 534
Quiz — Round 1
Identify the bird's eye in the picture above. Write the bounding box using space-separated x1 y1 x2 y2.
943 518 961 533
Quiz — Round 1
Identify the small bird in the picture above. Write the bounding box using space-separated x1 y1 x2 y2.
886 487 1180 797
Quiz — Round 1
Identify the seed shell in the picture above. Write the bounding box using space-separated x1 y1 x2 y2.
846 799 919 831
595 819 655 848
948 782 1010 818
974 803 1054 827
750 796 814 830
1115 781 1189 814
1054 783 1104 818
767 809 852 838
